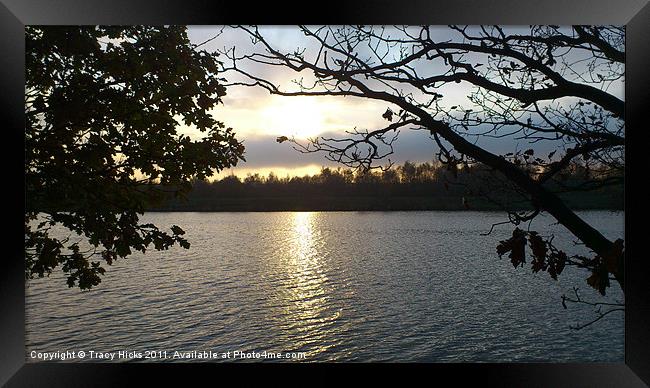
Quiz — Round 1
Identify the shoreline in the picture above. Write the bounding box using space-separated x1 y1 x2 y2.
146 207 624 213
148 194 622 213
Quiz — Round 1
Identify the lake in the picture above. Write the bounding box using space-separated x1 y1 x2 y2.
25 211 625 362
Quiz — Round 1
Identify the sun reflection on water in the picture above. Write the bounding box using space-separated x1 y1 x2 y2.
288 212 328 315
278 212 340 357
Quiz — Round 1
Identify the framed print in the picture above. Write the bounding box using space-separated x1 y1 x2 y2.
2 0 649 386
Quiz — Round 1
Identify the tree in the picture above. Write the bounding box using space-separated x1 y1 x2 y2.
25 26 244 289
222 25 624 319
399 161 418 183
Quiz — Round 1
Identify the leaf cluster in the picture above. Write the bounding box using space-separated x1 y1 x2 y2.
25 26 244 289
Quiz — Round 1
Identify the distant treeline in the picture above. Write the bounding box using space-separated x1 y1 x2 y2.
150 161 623 212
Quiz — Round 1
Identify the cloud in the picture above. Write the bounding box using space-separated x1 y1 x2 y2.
232 128 438 169
186 26 620 178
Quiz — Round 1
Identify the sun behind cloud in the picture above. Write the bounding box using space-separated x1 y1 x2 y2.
259 96 327 139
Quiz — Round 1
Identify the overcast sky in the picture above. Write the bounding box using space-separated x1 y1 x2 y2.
183 26 623 179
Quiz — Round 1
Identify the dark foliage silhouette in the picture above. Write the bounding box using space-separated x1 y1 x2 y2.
158 161 622 212
25 26 244 289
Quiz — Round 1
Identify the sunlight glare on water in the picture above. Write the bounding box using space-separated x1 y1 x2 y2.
25 211 624 362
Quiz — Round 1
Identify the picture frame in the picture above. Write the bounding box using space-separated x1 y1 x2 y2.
2 0 648 385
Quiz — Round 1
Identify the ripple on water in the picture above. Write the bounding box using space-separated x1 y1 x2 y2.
26 211 624 362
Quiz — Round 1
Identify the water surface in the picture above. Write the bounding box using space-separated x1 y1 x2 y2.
26 211 625 362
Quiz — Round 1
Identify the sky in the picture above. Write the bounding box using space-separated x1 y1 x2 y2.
186 26 437 178
183 26 624 179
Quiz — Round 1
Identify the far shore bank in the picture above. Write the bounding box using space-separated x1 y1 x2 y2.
147 194 623 212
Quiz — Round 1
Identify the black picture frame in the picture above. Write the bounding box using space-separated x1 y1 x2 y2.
2 0 649 386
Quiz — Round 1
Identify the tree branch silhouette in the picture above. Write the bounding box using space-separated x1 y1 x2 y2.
221 25 625 301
